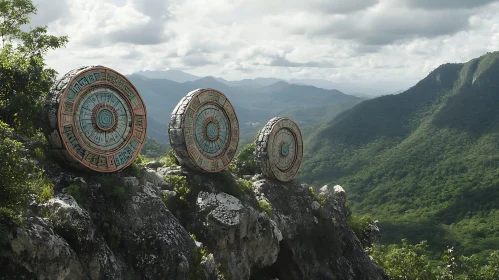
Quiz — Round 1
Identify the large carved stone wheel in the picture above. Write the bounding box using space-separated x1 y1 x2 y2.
43 66 147 172
169 88 239 172
256 117 303 182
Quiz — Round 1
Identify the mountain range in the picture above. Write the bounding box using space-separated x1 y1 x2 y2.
127 74 363 144
133 69 384 97
298 51 499 258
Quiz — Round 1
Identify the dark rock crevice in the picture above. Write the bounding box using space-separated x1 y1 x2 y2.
249 240 304 280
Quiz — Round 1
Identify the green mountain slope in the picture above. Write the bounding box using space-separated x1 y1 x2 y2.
299 51 499 257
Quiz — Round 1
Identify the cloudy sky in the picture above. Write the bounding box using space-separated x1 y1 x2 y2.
31 0 499 94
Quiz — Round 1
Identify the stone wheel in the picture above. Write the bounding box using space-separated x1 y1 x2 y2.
43 66 147 172
169 88 239 172
256 117 303 182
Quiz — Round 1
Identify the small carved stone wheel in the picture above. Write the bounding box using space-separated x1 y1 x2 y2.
44 66 147 172
169 88 240 172
256 117 303 182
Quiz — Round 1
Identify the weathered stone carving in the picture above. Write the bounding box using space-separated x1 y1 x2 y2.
43 66 147 172
168 88 239 172
256 117 303 182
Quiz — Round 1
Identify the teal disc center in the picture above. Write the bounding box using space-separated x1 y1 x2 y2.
281 143 289 156
206 122 219 140
96 108 115 130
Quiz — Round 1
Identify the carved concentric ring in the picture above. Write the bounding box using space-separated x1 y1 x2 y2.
256 117 303 182
168 88 239 172
43 66 147 172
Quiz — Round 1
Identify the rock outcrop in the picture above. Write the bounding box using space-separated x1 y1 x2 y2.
1 163 388 280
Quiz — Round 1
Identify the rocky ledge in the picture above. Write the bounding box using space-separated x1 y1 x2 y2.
1 163 388 280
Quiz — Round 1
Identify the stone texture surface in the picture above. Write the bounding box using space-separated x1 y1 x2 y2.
255 117 303 182
2 216 87 280
2 165 388 280
42 66 147 173
167 89 239 173
143 168 170 189
194 191 281 280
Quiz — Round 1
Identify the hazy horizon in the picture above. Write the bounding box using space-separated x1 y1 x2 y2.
31 0 499 95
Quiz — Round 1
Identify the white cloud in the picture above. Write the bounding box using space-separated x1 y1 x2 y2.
39 0 499 95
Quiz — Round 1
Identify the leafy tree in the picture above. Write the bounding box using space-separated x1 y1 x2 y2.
367 239 436 280
367 239 499 280
0 0 63 240
0 120 33 210
0 0 68 135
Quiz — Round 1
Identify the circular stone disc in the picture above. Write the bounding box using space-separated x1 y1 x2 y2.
43 66 147 172
256 117 303 182
168 88 239 172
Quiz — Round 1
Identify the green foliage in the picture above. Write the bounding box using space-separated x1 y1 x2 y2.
141 137 169 159
309 186 317 197
309 186 327 206
128 162 142 178
0 207 22 246
368 240 499 280
33 146 45 162
367 239 435 279
134 154 147 166
67 184 85 203
187 233 226 279
0 120 54 211
236 178 253 193
299 51 499 259
348 214 375 248
162 174 190 211
95 175 129 203
112 186 126 201
36 175 54 203
165 175 190 202
188 244 207 280
0 121 32 210
258 200 272 216
121 155 146 179
216 171 253 199
160 149 179 168
230 143 260 175
0 0 68 134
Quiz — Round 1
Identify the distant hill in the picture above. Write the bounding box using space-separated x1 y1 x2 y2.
132 69 385 95
135 70 200 83
127 75 363 144
299 51 499 258
215 77 283 88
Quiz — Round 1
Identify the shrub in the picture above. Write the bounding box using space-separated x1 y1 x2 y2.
134 154 147 166
160 149 179 168
164 175 190 202
236 178 253 193
258 200 272 216
36 175 54 203
0 121 34 211
367 240 499 279
216 171 254 199
230 143 260 175
366 239 435 279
